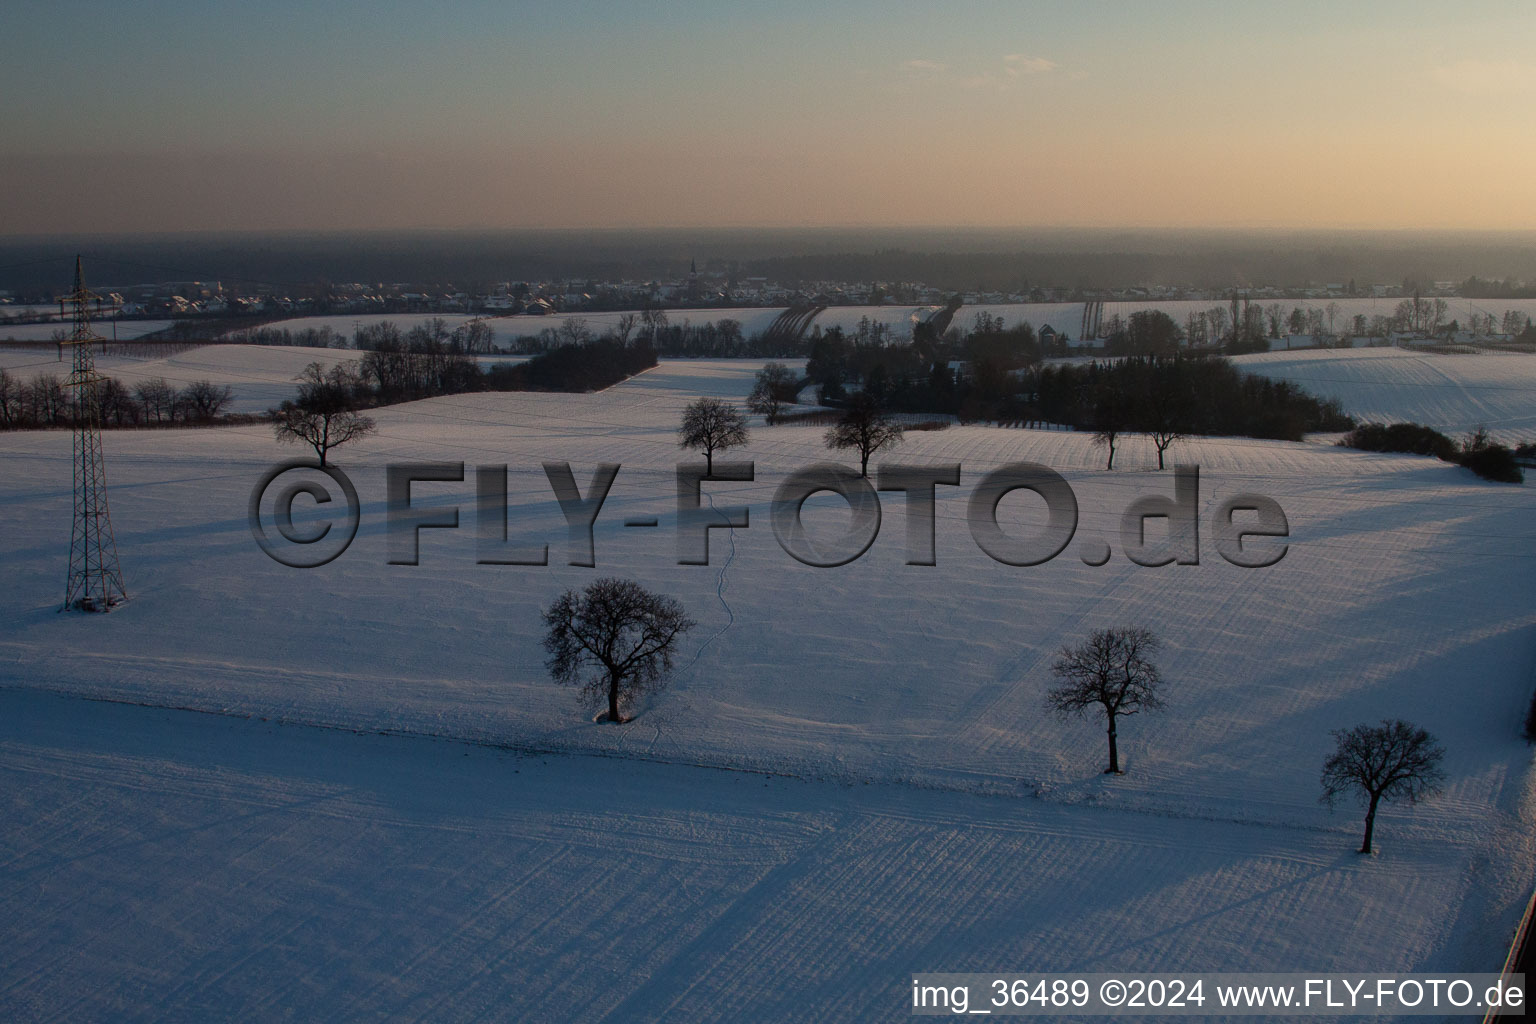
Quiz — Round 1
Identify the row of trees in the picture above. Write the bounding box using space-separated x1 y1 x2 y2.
511 314 766 358
226 324 353 349
354 317 498 355
1102 300 1534 349
0 369 233 429
679 390 905 478
1045 626 1445 854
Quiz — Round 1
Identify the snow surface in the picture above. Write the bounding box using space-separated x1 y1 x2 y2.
1 355 1533 1019
1234 348 1536 442
3 688 1520 1022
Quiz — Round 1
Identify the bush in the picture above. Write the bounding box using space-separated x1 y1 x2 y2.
1455 428 1524 483
1338 422 1456 460
1340 422 1523 482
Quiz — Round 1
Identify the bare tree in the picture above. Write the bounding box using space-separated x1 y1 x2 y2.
457 318 496 354
1091 380 1131 470
1135 373 1188 471
678 396 749 474
557 317 593 346
747 362 799 424
1184 311 1205 348
1266 303 1285 339
542 578 695 724
824 392 904 478
615 312 638 347
96 377 139 426
1046 627 1167 774
180 380 235 422
0 368 18 427
134 377 176 424
273 361 375 466
1321 720 1445 854
641 306 669 344
1305 307 1326 342
27 373 67 425
1205 306 1230 346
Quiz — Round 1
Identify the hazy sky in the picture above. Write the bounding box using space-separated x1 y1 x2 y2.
3 0 1534 234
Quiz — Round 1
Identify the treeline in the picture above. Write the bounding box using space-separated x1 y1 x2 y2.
485 340 657 392
226 317 501 354
354 344 482 403
225 324 352 348
803 313 1049 417
0 369 234 429
1036 357 1355 442
307 337 657 411
804 315 1352 442
1461 277 1536 299
506 314 806 358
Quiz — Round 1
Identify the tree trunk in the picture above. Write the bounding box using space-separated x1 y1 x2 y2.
1106 439 1115 470
861 450 869 478
1360 793 1379 854
706 449 713 475
1156 445 1165 470
1106 717 1120 773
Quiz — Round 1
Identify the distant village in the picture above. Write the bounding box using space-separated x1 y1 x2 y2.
0 260 1480 323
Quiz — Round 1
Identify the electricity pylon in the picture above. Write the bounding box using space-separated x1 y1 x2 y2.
60 256 127 611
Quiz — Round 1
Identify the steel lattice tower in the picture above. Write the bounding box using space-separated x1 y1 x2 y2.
60 256 127 611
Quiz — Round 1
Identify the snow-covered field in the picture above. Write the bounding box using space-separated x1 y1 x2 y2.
1 356 1533 1020
1234 348 1536 442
